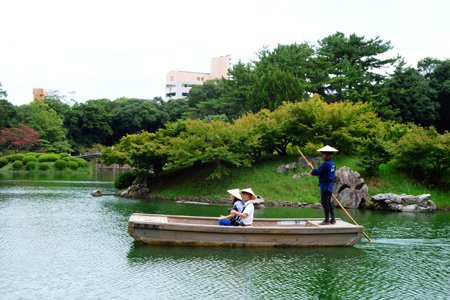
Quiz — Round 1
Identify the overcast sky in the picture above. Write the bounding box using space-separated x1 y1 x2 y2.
1 0 449 106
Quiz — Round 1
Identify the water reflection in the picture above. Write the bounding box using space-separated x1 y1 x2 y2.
126 243 368 299
0 175 449 299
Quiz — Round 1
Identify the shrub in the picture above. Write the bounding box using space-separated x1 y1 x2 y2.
75 158 88 168
114 171 137 189
62 156 72 162
59 153 70 159
38 163 50 171
38 153 60 162
54 159 68 170
68 161 78 170
26 161 38 170
0 157 8 168
357 137 392 176
12 160 23 169
394 126 450 186
7 154 24 162
22 155 38 164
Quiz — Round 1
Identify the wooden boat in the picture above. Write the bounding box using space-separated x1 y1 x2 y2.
128 213 364 247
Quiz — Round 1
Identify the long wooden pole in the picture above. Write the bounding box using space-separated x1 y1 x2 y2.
331 194 372 242
297 148 372 243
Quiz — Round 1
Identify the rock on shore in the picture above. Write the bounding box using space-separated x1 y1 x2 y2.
368 193 436 212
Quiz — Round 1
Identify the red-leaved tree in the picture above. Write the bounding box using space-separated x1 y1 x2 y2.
0 124 41 152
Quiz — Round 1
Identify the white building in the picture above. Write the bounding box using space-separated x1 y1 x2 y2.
165 56 230 100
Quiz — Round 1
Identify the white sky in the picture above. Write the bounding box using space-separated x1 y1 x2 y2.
1 0 449 106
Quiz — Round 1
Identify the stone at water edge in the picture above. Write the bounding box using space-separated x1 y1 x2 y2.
333 166 371 209
91 189 103 197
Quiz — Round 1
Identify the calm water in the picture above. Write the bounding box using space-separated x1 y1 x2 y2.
0 173 449 299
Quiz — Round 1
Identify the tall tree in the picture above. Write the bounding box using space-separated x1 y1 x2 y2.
385 63 439 126
65 99 113 148
110 98 169 143
418 58 450 132
0 83 18 129
0 99 18 129
16 101 71 152
256 43 319 95
315 32 399 102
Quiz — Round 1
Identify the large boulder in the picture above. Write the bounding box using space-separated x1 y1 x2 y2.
333 166 371 209
368 193 436 212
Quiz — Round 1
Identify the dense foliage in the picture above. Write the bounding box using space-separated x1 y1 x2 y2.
0 32 449 187
0 124 40 151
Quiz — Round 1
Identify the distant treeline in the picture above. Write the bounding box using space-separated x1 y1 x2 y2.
0 31 449 158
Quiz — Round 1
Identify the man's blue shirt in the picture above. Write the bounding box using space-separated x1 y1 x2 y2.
311 159 336 192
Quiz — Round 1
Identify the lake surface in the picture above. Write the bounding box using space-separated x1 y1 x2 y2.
0 173 449 299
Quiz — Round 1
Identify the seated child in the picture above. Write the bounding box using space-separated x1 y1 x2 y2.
218 189 244 226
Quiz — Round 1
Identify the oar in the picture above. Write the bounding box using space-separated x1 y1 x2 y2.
331 194 372 242
297 148 372 243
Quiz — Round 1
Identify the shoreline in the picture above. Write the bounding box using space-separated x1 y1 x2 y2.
117 192 450 211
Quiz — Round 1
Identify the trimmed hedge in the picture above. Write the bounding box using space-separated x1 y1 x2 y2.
68 161 79 170
22 155 38 164
0 157 8 168
75 158 88 168
38 153 59 162
38 163 50 171
53 159 68 170
12 160 23 169
7 154 24 162
25 161 38 170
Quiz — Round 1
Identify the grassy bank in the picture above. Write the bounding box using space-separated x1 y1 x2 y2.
145 155 449 208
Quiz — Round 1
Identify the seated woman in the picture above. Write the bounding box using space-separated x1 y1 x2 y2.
218 189 244 226
230 188 255 226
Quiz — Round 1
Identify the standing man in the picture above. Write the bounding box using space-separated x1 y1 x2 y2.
306 145 338 225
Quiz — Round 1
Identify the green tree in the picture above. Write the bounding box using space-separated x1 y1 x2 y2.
160 98 190 122
385 63 439 126
65 99 113 148
418 58 450 132
357 137 392 176
115 130 168 173
16 101 71 152
252 66 304 111
315 32 399 103
101 147 129 168
394 125 450 186
0 84 18 129
283 95 384 154
164 119 251 178
0 99 18 129
186 79 244 120
222 61 257 113
110 98 169 143
255 43 317 95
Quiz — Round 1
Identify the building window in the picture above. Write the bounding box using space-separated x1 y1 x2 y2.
182 92 189 97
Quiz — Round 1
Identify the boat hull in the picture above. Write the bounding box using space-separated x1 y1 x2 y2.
128 213 364 247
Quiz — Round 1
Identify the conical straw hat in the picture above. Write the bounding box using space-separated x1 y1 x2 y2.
240 188 256 197
317 145 338 153
227 188 242 200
